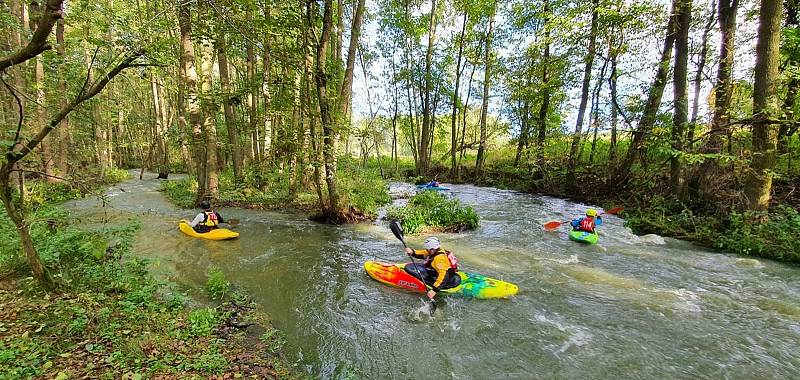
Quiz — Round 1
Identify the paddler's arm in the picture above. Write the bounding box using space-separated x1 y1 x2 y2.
404 248 428 260
188 213 204 227
430 255 450 291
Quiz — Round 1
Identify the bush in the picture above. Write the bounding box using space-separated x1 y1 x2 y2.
160 177 197 208
205 268 230 301
718 206 800 262
386 190 479 234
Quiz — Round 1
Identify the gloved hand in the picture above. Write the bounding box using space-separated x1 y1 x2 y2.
405 247 414 255
426 289 436 299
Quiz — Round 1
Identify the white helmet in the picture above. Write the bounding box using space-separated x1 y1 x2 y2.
424 237 441 250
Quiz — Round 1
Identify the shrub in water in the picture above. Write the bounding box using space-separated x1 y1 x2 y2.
386 191 479 234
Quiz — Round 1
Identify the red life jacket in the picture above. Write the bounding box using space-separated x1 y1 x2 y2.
578 217 595 232
202 211 219 227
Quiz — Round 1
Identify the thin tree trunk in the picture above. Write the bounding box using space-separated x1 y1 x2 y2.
695 0 739 196
475 3 495 176
567 0 599 186
534 0 551 176
670 0 692 194
608 41 620 166
744 0 782 212
689 0 716 146
217 30 242 179
178 0 205 203
615 1 679 183
418 0 439 174
451 10 467 177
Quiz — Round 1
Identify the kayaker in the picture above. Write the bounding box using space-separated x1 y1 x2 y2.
404 237 460 299
188 200 225 233
570 208 603 233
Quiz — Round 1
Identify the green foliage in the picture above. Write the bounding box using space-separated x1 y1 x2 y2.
260 327 287 354
160 177 197 208
187 308 219 337
103 167 131 184
205 268 230 301
386 191 479 234
718 206 800 262
337 163 391 215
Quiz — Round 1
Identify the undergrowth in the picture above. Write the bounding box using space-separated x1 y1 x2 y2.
386 190 479 234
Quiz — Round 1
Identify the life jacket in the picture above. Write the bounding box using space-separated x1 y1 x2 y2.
424 249 458 271
578 217 595 233
201 211 219 227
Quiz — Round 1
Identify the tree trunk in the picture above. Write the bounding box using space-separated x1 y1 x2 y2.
744 0 782 212
567 0 599 186
534 0 551 176
315 0 341 214
178 0 205 204
608 41 620 165
451 10 467 177
475 3 495 176
615 1 679 183
689 0 716 146
418 0 439 174
262 7 273 161
54 17 69 175
695 0 739 197
339 0 366 124
670 0 692 194
217 30 243 179
199 21 219 200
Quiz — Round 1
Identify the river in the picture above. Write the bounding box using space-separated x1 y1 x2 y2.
64 172 800 379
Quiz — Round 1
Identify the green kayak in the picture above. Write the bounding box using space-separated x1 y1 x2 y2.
569 230 598 244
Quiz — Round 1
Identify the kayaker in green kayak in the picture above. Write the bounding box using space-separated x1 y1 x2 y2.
404 237 460 300
188 200 226 233
570 208 603 234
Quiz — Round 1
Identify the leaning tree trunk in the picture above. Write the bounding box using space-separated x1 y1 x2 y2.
743 0 782 212
567 0 599 188
615 0 679 184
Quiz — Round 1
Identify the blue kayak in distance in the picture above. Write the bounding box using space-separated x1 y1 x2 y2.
416 184 451 191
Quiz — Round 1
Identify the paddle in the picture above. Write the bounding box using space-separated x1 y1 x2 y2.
389 220 437 314
543 207 624 231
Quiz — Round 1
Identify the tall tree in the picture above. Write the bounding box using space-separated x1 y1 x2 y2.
475 1 496 176
567 0 599 188
670 0 692 193
418 0 439 174
743 0 783 212
451 8 468 177
216 29 243 179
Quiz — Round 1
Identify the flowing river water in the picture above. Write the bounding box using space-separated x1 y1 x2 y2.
64 172 800 379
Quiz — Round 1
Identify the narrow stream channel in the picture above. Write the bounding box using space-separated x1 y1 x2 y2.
65 172 800 379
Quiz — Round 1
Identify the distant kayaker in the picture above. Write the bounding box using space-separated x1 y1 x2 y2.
188 200 225 233
427 180 440 187
404 237 460 299
570 208 603 233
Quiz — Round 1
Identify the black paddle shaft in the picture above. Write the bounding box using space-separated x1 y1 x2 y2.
389 221 437 313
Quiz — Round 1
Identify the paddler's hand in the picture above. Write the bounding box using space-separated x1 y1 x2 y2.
426 289 436 299
405 247 414 256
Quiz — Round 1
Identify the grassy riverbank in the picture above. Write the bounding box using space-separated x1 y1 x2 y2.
0 180 299 378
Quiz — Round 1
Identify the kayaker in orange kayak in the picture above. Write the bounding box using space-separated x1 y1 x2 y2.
188 200 226 233
404 237 460 299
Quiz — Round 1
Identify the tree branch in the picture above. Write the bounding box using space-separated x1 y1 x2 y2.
7 49 145 164
0 0 64 71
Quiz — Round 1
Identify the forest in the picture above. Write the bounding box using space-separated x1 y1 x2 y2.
1 0 799 377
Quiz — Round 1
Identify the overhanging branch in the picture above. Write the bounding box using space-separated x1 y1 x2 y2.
0 0 64 71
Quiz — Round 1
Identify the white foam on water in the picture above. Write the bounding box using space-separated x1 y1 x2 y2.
735 258 764 268
530 313 592 355
669 288 703 314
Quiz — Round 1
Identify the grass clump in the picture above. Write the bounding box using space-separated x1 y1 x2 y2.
205 267 230 301
386 190 479 234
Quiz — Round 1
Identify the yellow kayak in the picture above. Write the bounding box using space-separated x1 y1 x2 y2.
178 220 239 240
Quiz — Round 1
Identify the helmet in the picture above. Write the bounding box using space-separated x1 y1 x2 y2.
586 209 598 217
424 237 441 250
200 200 211 210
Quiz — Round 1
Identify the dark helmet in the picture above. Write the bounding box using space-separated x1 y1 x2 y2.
200 200 211 210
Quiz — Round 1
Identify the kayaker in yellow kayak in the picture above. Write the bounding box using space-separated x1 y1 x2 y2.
188 200 226 233
570 208 603 233
404 237 460 299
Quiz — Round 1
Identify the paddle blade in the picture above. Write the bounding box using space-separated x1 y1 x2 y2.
544 220 563 231
389 220 407 247
604 207 624 215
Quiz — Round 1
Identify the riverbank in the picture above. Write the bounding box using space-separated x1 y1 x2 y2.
419 160 800 264
0 178 299 378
